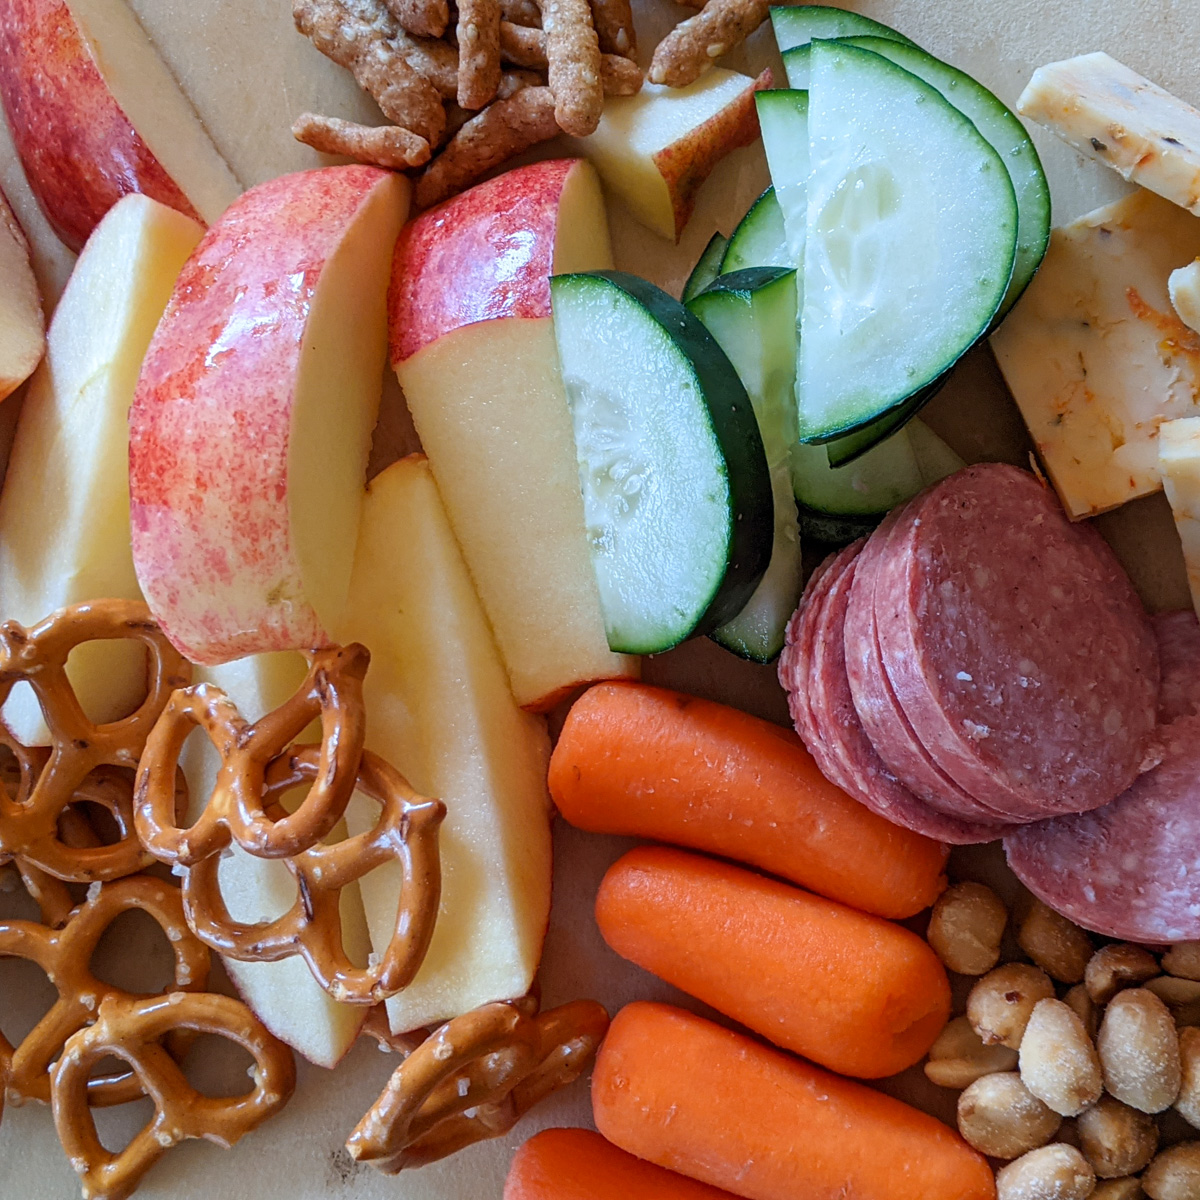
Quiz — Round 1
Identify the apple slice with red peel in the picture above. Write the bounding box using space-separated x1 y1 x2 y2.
568 68 771 241
0 187 44 401
0 0 241 252
390 158 638 712
130 165 410 666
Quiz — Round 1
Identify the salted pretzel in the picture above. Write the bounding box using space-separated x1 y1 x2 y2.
52 990 296 1200
134 644 369 865
0 601 190 883
183 746 445 1004
346 995 610 1172
0 874 210 1107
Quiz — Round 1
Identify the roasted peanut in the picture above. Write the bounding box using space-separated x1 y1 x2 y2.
957 1072 1062 1159
1076 1095 1158 1178
1018 899 1094 984
1085 944 1161 1004
1164 943 1200 982
1092 1181 1144 1200
968 964 1056 1049
995 1143 1097 1200
924 1015 1020 1088
1147 975 1200 1028
927 881 1009 976
1065 984 1101 1039
1098 989 1182 1114
1143 1143 1200 1200
1020 998 1104 1116
1176 1026 1200 1129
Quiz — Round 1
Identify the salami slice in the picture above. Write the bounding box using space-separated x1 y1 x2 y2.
1155 610 1200 726
803 549 1009 845
874 464 1158 819
1006 714 1200 942
844 505 1019 825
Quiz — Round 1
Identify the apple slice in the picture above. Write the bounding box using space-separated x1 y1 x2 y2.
178 651 371 1068
567 68 771 241
0 0 241 253
0 187 44 401
0 194 203 744
390 158 637 711
130 166 410 666
340 455 553 1034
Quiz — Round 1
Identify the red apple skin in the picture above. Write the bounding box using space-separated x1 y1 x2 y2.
0 0 200 253
389 158 582 363
129 164 396 665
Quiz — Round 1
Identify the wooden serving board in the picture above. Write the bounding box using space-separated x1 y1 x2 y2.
0 0 1196 1195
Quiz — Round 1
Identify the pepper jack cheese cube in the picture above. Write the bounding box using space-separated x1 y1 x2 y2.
1018 53 1200 215
991 190 1200 519
1159 417 1200 616
1171 259 1200 333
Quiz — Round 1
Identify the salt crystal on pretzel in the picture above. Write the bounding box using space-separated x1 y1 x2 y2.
648 0 770 87
292 112 432 168
542 0 605 135
456 0 504 109
385 0 450 39
589 0 636 58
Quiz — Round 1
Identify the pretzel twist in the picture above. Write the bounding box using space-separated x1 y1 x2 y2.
134 645 369 865
0 874 210 1107
182 746 444 1004
0 601 190 883
52 991 296 1200
346 996 610 1172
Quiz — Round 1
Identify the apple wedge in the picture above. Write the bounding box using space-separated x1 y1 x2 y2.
178 652 371 1068
567 68 771 241
340 455 553 1033
390 158 637 711
0 0 241 253
0 188 44 401
130 166 409 666
0 194 203 744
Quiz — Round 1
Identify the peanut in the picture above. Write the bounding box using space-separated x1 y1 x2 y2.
1092 1181 1144 1200
1085 944 1160 1004
1146 975 1200 1028
924 1015 1019 1089
995 1144 1096 1200
1018 899 1094 984
1065 984 1100 1039
1176 1026 1200 1129
1164 943 1200 982
1020 998 1104 1116
1097 989 1182 1114
1143 1143 1200 1200
968 963 1056 1049
927 881 1009 976
957 1072 1062 1159
1076 1095 1158 1178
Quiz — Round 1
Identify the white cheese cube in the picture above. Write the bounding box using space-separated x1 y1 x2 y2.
1160 417 1200 616
1018 52 1200 214
1171 259 1200 333
991 190 1200 518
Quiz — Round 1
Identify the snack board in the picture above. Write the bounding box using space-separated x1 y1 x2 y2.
0 0 1197 1196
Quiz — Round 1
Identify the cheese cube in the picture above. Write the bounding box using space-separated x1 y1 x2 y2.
1018 53 1200 214
1171 259 1200 333
991 190 1200 518
1160 417 1200 616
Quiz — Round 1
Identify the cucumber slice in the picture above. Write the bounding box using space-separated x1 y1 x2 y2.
720 187 788 273
836 35 1049 318
682 231 729 303
907 416 967 482
754 91 809 266
769 4 915 55
798 41 1018 441
824 374 946 466
551 270 774 654
687 267 803 662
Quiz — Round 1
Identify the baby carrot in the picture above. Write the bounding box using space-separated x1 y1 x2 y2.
595 845 951 1078
504 1127 738 1200
549 682 948 918
593 1002 996 1200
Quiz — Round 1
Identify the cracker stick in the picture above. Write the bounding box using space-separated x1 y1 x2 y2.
294 0 446 143
456 0 503 109
385 0 449 37
648 0 770 87
416 85 559 208
292 113 432 167
500 0 542 26
542 0 604 136
499 23 641 93
394 27 459 97
590 0 636 59
440 69 540 142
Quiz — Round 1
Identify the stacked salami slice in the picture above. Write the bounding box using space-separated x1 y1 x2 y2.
780 463 1160 845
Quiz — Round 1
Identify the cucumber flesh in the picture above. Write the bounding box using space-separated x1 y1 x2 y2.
682 231 729 303
769 4 915 54
798 41 1017 441
720 187 789 273
824 373 946 466
687 267 803 662
907 416 968 482
551 271 773 655
754 91 810 267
